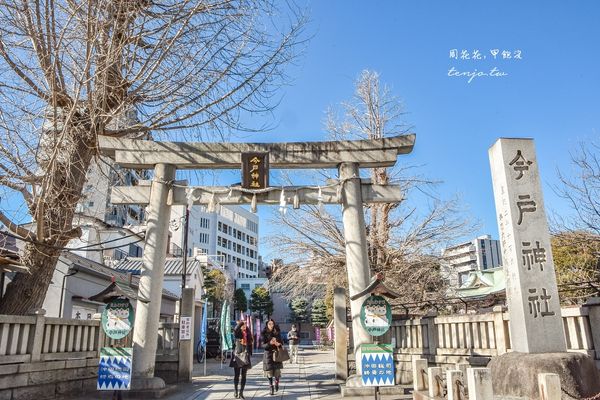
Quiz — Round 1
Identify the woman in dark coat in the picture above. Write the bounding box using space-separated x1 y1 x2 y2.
229 320 253 399
262 318 284 395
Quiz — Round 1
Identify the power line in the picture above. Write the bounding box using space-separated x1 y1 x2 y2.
1 229 145 252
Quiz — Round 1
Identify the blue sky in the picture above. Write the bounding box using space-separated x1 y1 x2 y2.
4 1 598 262
241 0 600 260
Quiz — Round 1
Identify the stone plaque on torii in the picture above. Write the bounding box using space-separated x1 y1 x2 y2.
98 134 415 388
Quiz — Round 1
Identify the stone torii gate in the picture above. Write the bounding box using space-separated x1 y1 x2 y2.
98 134 415 388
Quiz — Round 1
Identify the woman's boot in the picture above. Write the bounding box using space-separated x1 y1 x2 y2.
270 385 275 395
234 386 239 398
275 379 279 392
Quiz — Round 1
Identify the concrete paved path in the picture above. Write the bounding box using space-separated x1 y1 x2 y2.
173 349 341 400
63 348 410 399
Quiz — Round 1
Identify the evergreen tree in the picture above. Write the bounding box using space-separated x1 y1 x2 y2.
311 299 329 328
289 297 310 332
234 288 248 313
249 287 273 320
202 267 227 317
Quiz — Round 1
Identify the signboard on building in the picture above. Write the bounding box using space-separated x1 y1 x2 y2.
360 295 392 336
101 298 134 340
179 316 192 340
97 347 132 391
360 344 394 386
241 152 269 189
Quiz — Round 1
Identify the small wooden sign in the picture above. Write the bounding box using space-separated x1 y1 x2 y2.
241 152 269 189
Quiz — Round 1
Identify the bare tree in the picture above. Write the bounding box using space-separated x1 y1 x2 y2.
554 139 600 243
270 70 473 311
0 0 306 314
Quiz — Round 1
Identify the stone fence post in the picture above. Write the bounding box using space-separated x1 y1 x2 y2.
412 357 428 392
424 312 437 357
585 297 600 361
427 367 443 398
334 287 348 381
467 368 493 400
446 369 464 400
93 312 105 357
492 305 508 355
29 309 46 362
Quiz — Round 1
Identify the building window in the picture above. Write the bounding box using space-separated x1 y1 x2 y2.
241 283 250 290
129 244 142 257
458 272 470 286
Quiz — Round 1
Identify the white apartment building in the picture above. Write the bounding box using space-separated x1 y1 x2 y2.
441 234 502 289
170 205 260 279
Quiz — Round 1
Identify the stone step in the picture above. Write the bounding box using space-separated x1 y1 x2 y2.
340 383 413 398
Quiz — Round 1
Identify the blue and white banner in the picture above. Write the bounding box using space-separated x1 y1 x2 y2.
97 347 132 391
200 301 208 349
360 344 395 386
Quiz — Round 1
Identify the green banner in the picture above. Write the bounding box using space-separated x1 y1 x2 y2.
360 295 392 336
101 298 134 340
220 300 232 351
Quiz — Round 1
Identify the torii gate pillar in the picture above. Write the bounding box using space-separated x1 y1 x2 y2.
132 163 175 388
339 162 371 381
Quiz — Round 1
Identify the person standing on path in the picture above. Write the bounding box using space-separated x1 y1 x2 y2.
262 319 284 395
229 321 253 399
287 324 299 364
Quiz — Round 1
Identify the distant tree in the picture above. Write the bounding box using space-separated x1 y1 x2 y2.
324 287 334 321
289 297 309 332
249 287 273 320
552 231 600 304
311 299 329 328
203 268 227 317
555 140 600 241
234 288 248 314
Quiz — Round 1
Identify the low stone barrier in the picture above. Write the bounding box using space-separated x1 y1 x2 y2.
0 312 182 399
343 298 600 384
411 357 562 400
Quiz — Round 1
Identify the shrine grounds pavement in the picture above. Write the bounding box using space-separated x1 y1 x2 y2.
62 348 410 399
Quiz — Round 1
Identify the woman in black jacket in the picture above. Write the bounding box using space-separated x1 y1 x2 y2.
261 318 284 395
229 321 253 399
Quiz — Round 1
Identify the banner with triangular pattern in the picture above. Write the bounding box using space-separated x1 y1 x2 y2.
97 347 133 391
360 344 395 386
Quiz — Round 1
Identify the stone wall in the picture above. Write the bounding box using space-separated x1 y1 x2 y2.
0 313 182 399
342 298 600 384
0 359 99 400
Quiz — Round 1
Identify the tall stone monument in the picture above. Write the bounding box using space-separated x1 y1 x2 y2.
489 138 565 352
488 138 600 399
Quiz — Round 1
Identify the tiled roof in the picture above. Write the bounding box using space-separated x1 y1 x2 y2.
115 257 201 275
63 252 179 300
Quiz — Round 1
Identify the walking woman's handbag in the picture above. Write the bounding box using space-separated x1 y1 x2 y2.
273 347 290 362
235 350 250 367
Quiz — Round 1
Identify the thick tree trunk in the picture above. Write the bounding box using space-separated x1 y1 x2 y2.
0 124 93 315
0 244 61 314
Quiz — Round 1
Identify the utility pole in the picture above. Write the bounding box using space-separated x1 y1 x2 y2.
181 205 190 295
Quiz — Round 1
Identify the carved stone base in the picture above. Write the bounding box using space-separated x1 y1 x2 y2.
488 352 600 399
